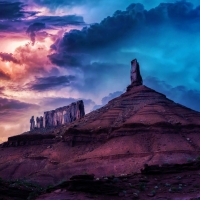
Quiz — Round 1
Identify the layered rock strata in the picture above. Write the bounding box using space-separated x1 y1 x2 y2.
30 100 85 131
43 100 85 128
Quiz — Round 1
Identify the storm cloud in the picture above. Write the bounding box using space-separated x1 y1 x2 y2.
51 2 200 53
0 97 39 123
0 69 10 80
48 1 200 98
26 22 46 45
1 0 200 142
0 1 38 20
32 15 84 27
27 75 76 91
0 52 20 64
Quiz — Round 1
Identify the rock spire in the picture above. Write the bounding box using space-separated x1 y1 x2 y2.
127 59 143 91
30 116 35 131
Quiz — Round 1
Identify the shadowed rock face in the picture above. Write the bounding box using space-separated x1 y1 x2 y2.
36 117 43 129
127 59 143 91
43 100 85 128
30 116 35 131
29 100 85 131
130 59 143 86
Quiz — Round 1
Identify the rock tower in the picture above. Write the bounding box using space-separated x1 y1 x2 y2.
127 59 143 91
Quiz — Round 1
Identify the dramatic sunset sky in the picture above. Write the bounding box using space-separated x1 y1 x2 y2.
0 0 200 142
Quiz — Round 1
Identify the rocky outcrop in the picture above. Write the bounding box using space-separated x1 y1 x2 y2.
2 134 56 147
43 100 85 128
127 59 143 91
30 100 85 131
141 161 200 174
30 116 35 131
36 116 43 128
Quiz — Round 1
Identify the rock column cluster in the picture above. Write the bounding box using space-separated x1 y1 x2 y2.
30 100 85 131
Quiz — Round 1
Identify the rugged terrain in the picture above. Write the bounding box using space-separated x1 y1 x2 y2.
1 161 200 200
1 59 200 199
1 85 200 188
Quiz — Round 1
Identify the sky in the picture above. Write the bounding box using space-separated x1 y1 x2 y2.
0 0 200 143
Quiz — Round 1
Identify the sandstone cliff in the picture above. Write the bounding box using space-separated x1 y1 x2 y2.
30 100 85 130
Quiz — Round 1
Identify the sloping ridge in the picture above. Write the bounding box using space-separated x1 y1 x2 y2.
66 85 200 132
1 84 200 186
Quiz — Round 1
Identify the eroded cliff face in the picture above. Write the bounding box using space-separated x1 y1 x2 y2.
43 100 85 128
30 100 85 130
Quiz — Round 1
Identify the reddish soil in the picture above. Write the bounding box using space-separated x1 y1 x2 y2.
36 162 200 200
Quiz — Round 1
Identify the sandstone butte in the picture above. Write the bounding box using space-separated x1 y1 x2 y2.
1 59 200 188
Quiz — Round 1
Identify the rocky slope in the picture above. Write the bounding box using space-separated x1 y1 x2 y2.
1 84 200 187
1 59 200 190
1 162 200 200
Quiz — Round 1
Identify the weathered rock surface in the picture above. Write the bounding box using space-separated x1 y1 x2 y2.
43 100 85 128
30 116 35 131
2 162 200 200
37 162 200 200
36 116 43 129
127 59 143 91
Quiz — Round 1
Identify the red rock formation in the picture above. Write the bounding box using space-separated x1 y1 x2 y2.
43 100 85 128
1 59 200 187
127 59 143 91
30 116 35 131
30 100 85 131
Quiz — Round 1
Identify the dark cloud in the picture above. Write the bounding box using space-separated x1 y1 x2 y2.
0 23 10 31
0 97 38 110
0 52 20 64
49 52 84 67
0 15 84 34
25 15 84 45
0 97 39 123
26 22 46 45
47 1 200 99
51 2 200 54
93 91 123 110
32 0 93 8
0 69 10 80
0 1 38 20
70 62 128 94
144 76 200 112
27 75 75 91
101 91 123 104
32 15 84 28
